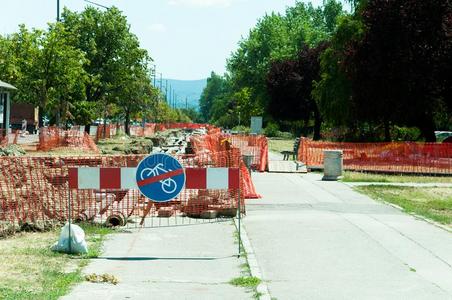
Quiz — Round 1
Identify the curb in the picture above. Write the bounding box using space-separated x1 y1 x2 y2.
234 219 272 300
382 201 452 233
347 183 452 233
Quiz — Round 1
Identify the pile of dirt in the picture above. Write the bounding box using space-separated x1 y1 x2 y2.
124 138 153 154
0 145 26 156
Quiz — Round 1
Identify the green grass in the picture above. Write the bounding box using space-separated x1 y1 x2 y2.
0 223 115 300
232 223 262 299
229 276 261 288
356 186 452 226
342 171 452 184
268 138 297 158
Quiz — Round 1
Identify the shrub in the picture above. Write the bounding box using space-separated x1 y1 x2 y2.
232 125 251 134
263 122 279 137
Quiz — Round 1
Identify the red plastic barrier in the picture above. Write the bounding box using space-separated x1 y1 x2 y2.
298 137 452 175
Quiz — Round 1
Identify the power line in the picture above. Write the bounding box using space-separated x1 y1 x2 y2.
83 0 111 9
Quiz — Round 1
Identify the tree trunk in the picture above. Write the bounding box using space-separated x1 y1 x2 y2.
384 120 391 142
38 105 44 128
313 105 322 141
103 107 107 139
420 119 436 142
125 110 131 136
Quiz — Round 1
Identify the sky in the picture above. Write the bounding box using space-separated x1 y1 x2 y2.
0 0 325 80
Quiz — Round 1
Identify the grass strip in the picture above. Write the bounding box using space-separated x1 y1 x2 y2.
0 223 115 300
356 186 452 226
342 171 452 184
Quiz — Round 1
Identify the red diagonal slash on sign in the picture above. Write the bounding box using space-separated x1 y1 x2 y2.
137 169 184 187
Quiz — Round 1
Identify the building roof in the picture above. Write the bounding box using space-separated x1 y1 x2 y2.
0 80 17 90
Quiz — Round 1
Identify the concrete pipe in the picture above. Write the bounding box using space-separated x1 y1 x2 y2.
105 211 126 227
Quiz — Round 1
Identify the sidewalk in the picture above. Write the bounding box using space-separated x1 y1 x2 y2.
62 222 250 300
244 172 452 299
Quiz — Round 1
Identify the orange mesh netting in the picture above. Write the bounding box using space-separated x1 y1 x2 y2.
38 127 98 153
0 151 244 236
298 137 452 175
0 129 8 147
190 133 263 198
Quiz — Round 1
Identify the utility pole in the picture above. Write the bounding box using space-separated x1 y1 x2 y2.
186 97 188 110
57 0 60 21
56 0 60 127
159 73 163 95
165 80 168 103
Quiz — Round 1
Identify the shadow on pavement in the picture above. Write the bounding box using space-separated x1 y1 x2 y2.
96 256 234 261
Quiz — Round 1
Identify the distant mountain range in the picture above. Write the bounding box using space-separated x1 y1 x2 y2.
159 78 207 110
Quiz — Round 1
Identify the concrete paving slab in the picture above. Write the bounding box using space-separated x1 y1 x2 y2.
62 222 251 300
244 172 452 300
268 160 307 173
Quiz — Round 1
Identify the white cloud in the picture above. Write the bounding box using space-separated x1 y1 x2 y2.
168 0 234 7
147 23 167 33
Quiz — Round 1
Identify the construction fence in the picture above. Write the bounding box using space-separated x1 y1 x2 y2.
0 129 7 147
298 138 452 175
0 129 19 147
0 150 244 237
38 127 98 153
190 133 267 198
96 123 218 140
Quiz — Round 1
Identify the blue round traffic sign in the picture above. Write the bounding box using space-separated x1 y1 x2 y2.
136 154 185 202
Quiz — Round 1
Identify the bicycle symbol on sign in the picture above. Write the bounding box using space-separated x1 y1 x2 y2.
140 163 177 194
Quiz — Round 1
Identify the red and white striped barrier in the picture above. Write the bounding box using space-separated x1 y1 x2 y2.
68 167 137 190
68 167 240 190
185 168 239 189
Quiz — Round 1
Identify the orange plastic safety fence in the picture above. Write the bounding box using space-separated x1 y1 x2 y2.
0 151 243 236
298 137 452 175
129 124 159 137
0 129 8 147
38 127 99 153
163 123 216 131
189 133 262 198
225 135 269 172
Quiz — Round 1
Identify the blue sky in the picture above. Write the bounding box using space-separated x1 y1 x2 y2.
0 0 326 80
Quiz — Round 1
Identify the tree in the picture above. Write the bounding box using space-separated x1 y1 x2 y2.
267 43 328 140
221 1 344 127
313 16 364 129
62 8 140 101
345 0 452 141
0 24 87 126
199 72 228 122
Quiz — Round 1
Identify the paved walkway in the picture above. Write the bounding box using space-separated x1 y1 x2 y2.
245 172 452 300
62 222 250 300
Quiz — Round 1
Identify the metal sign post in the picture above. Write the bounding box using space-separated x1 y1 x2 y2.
237 172 242 258
68 188 72 254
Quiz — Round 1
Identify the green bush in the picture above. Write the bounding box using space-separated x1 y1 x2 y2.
232 125 251 134
391 126 421 141
263 122 279 137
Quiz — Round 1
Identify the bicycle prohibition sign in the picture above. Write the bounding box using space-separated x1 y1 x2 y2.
136 153 186 202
